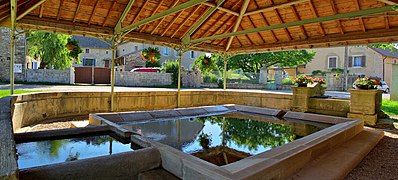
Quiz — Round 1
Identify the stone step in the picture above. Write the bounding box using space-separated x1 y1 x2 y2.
138 168 180 180
288 128 384 180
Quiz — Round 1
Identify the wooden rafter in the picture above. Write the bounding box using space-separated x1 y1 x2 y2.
253 0 277 42
151 0 180 35
246 16 266 44
244 0 309 16
88 0 100 25
129 0 149 25
208 15 235 40
103 1 117 27
215 24 234 45
139 0 164 33
385 14 390 29
202 2 239 16
377 0 397 5
291 5 307 39
197 12 228 39
160 10 184 36
17 0 46 21
170 4 202 38
225 0 250 51
273 7 292 41
39 4 43 18
353 0 366 32
308 0 325 35
329 0 344 34
72 0 82 23
190 5 395 44
56 0 64 20
240 25 254 45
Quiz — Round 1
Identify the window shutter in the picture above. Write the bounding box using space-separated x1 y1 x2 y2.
348 56 352 67
361 56 366 67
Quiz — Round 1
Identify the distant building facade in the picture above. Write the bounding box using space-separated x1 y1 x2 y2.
72 36 112 68
0 28 26 82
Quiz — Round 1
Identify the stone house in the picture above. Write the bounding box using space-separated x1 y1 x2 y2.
302 46 398 86
117 42 207 70
0 28 26 82
72 36 113 68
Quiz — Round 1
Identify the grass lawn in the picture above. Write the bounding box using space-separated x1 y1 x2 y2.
0 89 43 99
382 98 398 117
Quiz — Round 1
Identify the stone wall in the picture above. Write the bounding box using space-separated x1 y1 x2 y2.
182 70 202 88
26 69 73 84
115 72 172 87
0 28 26 82
122 51 146 71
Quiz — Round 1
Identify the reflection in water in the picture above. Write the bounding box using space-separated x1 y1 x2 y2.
125 115 324 157
16 135 134 169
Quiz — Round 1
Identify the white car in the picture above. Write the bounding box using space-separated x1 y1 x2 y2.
378 81 390 93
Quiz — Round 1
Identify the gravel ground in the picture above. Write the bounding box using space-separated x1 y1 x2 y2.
345 130 398 180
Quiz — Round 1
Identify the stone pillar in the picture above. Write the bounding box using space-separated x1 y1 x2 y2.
259 67 268 84
391 64 398 101
347 89 382 126
274 68 282 89
291 84 323 112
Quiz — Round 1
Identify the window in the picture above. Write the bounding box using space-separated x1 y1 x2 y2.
83 59 95 66
85 49 90 53
163 47 170 56
190 51 197 59
327 56 338 68
32 62 38 69
353 56 363 68
105 50 109 55
134 46 139 51
122 48 125 52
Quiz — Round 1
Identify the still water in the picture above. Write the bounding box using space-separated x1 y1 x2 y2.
16 135 134 169
124 115 324 155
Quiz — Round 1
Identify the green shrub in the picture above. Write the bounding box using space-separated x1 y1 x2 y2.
203 73 218 83
161 60 179 85
282 78 293 85
312 70 326 76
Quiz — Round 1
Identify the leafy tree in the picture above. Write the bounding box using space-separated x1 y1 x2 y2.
369 43 398 53
27 31 82 69
161 60 179 85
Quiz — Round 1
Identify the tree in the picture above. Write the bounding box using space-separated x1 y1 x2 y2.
27 31 82 69
368 43 398 53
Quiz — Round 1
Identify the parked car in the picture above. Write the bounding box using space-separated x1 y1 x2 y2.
378 81 390 93
130 68 160 72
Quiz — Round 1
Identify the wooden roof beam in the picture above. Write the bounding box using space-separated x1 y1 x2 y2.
115 0 136 33
225 0 250 51
139 0 164 33
56 0 64 20
39 4 43 18
122 0 209 34
308 0 325 35
244 0 309 16
150 0 180 35
378 0 397 5
202 2 239 16
129 0 149 25
88 0 100 25
191 5 396 44
72 0 82 23
102 1 117 27
353 0 366 32
170 5 202 38
17 0 46 21
329 0 344 34
181 0 224 43
161 10 186 36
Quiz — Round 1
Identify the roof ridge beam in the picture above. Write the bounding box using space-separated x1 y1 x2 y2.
225 0 250 51
121 0 209 34
191 5 396 44
244 0 309 16
181 0 225 44
115 0 136 33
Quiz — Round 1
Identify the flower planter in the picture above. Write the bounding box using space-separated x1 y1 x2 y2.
347 89 382 126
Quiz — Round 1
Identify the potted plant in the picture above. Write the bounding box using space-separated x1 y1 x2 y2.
202 55 211 65
292 75 313 87
313 77 327 96
353 76 380 90
198 132 212 150
141 47 161 63
66 38 79 51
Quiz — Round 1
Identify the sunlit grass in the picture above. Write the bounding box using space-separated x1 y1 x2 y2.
382 98 398 117
0 90 44 98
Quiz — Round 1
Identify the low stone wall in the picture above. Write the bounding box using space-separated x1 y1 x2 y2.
308 98 350 117
115 72 172 87
182 70 202 88
26 69 73 84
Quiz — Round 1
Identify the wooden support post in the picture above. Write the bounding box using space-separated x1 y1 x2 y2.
223 59 227 90
177 51 182 107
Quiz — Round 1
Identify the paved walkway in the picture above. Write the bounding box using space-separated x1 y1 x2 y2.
0 84 391 99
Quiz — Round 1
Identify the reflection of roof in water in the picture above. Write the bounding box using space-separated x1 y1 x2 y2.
126 119 203 148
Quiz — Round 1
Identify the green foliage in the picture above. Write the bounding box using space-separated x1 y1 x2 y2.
202 73 219 83
161 60 179 85
330 68 344 73
67 38 83 61
142 47 161 61
369 43 398 53
228 50 315 73
382 99 398 117
0 89 44 99
146 58 160 67
353 76 380 89
312 70 326 76
27 31 82 69
193 54 221 73
282 78 293 85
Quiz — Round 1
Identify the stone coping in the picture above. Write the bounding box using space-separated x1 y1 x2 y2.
90 105 366 179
